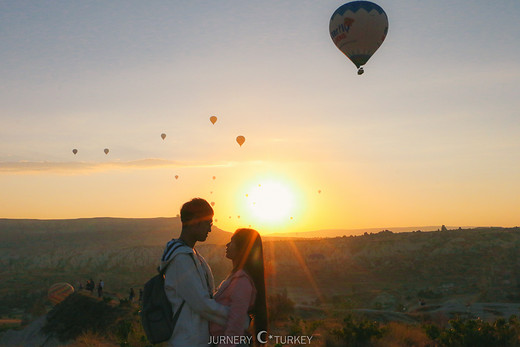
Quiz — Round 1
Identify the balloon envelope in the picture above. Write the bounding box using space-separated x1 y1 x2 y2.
210 116 217 124
72 149 78 155
175 175 179 180
236 136 245 147
48 282 74 305
329 1 388 71
161 133 166 140
104 148 109 155
211 201 215 207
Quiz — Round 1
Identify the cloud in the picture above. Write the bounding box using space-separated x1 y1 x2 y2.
0 159 232 174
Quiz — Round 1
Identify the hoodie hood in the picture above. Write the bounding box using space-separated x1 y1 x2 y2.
159 238 193 271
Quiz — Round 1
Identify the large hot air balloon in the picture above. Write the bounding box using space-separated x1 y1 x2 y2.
329 1 388 75
72 149 78 155
161 133 166 140
236 136 245 147
48 282 74 305
210 116 217 125
104 148 109 155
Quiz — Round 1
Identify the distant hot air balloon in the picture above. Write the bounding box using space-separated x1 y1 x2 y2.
175 175 179 180
329 1 388 75
72 149 78 155
210 191 213 194
318 190 322 194
210 116 217 125
104 148 109 155
212 176 216 180
211 201 215 207
161 133 166 140
48 282 74 305
215 219 218 222
236 136 245 147
237 215 240 219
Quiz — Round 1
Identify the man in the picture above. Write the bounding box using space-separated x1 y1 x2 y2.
159 198 228 347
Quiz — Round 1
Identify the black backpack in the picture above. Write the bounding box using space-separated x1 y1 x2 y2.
140 259 186 344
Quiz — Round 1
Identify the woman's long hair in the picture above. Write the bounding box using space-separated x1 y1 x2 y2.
232 228 268 345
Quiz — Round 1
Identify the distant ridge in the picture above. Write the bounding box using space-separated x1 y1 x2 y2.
265 226 472 239
0 217 233 246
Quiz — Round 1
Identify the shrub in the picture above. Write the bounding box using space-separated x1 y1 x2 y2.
268 289 295 322
328 314 385 347
426 316 520 347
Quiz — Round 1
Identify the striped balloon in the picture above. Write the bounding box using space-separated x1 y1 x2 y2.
48 282 74 305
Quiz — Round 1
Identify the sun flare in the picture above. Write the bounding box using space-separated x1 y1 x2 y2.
246 180 295 224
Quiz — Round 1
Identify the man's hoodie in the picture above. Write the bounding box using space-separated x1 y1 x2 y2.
159 239 228 347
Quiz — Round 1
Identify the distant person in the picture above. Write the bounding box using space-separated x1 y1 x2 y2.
87 279 95 294
210 228 268 347
97 280 103 297
159 198 228 347
139 288 143 304
129 288 135 301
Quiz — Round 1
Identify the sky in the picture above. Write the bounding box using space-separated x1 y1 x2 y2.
1 0 519 234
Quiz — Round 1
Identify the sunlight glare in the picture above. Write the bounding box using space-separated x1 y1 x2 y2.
246 180 295 224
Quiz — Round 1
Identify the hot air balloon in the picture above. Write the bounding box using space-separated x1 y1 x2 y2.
72 149 78 155
175 175 179 180
161 133 166 140
212 176 216 180
211 202 215 207
210 116 217 125
104 148 109 155
318 190 322 194
236 136 245 147
48 282 74 305
329 1 388 75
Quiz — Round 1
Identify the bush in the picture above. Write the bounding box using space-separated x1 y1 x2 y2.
328 315 385 347
42 293 133 342
425 316 520 347
268 289 295 322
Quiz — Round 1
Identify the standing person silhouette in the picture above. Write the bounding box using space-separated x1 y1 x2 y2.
159 198 228 347
210 228 268 347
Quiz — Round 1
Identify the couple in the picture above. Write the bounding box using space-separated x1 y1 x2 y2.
159 198 267 347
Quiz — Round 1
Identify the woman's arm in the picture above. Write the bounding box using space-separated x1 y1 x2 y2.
165 253 228 325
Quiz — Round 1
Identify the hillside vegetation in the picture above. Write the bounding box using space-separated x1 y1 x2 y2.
2 220 520 327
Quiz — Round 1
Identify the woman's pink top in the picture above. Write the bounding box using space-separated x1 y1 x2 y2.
210 269 256 347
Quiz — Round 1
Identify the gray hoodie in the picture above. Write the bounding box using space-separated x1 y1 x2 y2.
159 239 228 347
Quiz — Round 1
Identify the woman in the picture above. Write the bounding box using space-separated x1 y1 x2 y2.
210 228 268 347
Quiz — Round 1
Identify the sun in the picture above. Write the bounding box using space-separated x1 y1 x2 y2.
246 180 295 224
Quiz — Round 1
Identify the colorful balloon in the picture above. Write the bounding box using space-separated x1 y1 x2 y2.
212 176 216 180
48 282 74 305
161 133 166 140
329 1 388 74
104 148 109 155
72 149 78 155
236 136 245 147
175 175 179 180
210 116 217 124
211 201 215 207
